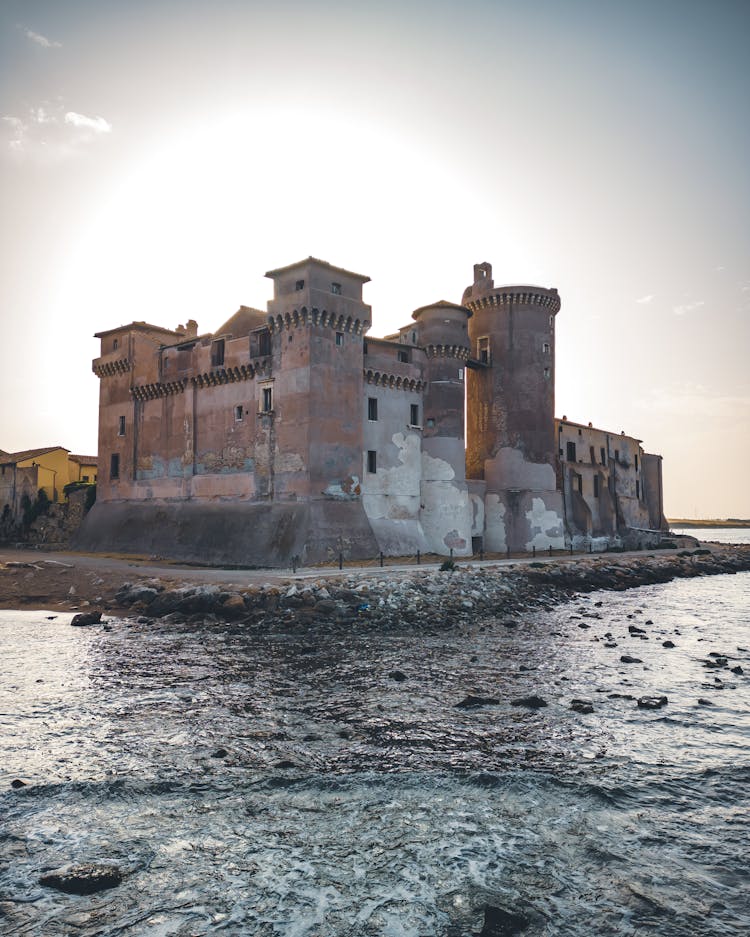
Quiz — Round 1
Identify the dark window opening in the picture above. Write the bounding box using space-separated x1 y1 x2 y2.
478 336 490 364
367 450 377 474
113 338 118 351
331 282 342 295
118 415 125 436
576 474 583 495
559 448 563 458
411 331 417 344
614 449 619 463
82 474 89 483
543 367 550 379
262 387 273 412
235 405 243 422
410 404 419 426
211 339 225 367
426 417 435 428
594 475 600 498
542 342 550 354
578 428 582 436
363 341 369 354
397 349 409 363
634 454 639 471
258 330 271 356
600 447 606 465
110 454 120 480
368 397 378 421
336 331 344 346
295 279 305 291
566 441 576 462
589 445 595 463
636 480 640 499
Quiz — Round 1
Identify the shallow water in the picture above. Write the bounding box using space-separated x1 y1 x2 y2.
1 572 748 935
670 526 750 545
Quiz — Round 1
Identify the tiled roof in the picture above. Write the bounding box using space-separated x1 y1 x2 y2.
69 454 98 464
0 446 69 464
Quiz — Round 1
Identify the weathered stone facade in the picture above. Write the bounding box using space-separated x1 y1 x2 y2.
76 257 666 564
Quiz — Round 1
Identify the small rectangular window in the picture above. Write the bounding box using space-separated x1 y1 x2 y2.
295 279 305 291
363 341 369 354
634 454 639 471
235 405 243 422
211 339 225 367
118 415 125 436
110 453 119 479
397 348 409 363
576 474 583 495
542 342 550 354
261 386 273 412
594 475 600 497
600 446 606 465
589 445 595 463
368 397 378 421
458 368 464 380
336 332 344 346
331 282 342 294
82 474 89 482
566 441 576 462
543 367 550 379
478 336 490 364
113 338 119 351
367 450 377 473
615 449 619 463
410 404 419 426
636 480 640 499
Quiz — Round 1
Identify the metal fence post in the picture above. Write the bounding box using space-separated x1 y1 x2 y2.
417 550 421 565
338 551 343 570
379 551 384 568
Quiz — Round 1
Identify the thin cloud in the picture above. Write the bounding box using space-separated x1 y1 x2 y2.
65 112 112 134
21 27 62 48
635 294 654 304
673 300 705 317
2 103 113 160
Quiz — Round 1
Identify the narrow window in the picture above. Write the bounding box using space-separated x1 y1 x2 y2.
589 445 595 463
261 386 273 412
410 404 419 426
636 480 641 499
458 368 464 380
559 448 563 458
600 446 606 465
110 453 120 479
397 349 409 363
543 367 550 379
426 417 435 428
478 336 490 364
411 331 417 344
335 332 344 346
113 338 119 351
211 339 225 367
295 279 305 291
363 341 369 355
258 330 271 356
566 441 576 462
542 342 550 354
634 454 639 471
576 474 583 495
118 415 126 436
615 449 619 463
594 475 600 497
367 450 377 474
368 397 378 421
331 282 342 295
235 405 243 422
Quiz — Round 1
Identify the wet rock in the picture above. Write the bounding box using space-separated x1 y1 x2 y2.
115 584 159 606
70 610 102 627
697 698 713 706
221 594 247 617
211 748 228 758
637 695 668 709
478 903 530 936
731 665 744 675
604 642 618 648
39 863 122 895
620 655 643 664
570 699 594 714
510 695 548 709
389 670 407 682
455 695 500 709
628 625 646 635
11 779 26 789
609 693 635 700
662 640 675 648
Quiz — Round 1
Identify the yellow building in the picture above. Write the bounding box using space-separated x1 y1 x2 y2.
0 447 98 520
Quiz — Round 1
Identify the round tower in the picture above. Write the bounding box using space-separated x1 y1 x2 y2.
462 262 564 553
411 301 473 555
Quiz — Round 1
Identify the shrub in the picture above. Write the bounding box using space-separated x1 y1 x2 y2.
440 558 457 572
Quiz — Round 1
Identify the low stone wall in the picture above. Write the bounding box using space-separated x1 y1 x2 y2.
110 547 750 632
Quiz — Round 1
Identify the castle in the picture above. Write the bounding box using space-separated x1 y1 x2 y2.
76 257 667 564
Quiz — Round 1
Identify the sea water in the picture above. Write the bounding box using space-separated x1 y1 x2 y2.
1 572 748 936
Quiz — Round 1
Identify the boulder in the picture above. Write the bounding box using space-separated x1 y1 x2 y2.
637 695 668 709
39 863 122 895
70 611 102 627
510 695 548 709
455 695 500 709
479 904 530 936
620 655 642 664
570 699 594 714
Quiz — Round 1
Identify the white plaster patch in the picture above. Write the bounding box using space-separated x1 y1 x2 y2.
420 479 471 555
469 493 485 537
421 449 455 481
525 497 565 551
484 494 507 552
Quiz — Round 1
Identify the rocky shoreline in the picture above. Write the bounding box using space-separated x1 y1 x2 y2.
110 547 750 632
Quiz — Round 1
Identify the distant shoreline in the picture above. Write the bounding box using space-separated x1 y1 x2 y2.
668 519 750 529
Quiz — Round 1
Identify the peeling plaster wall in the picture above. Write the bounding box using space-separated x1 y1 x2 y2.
420 436 472 555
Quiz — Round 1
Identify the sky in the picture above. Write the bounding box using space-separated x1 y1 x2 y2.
1 0 748 518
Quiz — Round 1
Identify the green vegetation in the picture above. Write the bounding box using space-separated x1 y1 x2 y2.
20 489 51 527
439 558 457 572
668 518 750 528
